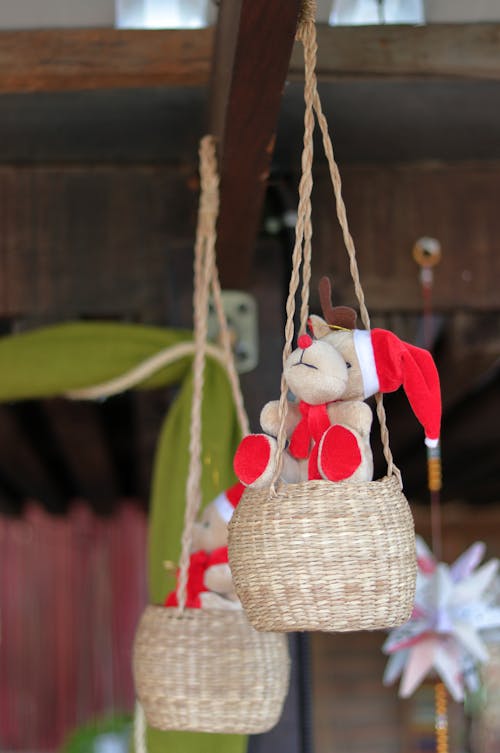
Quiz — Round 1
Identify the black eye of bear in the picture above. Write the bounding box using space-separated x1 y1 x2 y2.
346 362 352 369
203 521 210 528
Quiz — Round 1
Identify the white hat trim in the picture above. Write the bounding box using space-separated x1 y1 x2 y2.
425 437 439 448
214 491 235 523
353 329 379 399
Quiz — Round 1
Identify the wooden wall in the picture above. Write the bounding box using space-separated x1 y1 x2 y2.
311 162 500 312
0 165 196 324
2 162 499 325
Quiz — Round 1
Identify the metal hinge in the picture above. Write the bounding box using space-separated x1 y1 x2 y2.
207 291 258 374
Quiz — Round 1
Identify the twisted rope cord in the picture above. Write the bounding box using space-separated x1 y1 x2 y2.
297 5 316 337
298 0 316 23
64 341 227 401
299 197 313 336
294 16 316 345
312 84 397 479
195 140 249 435
177 136 250 608
296 2 316 340
176 136 219 611
273 0 398 485
132 136 247 749
270 16 317 492
134 701 147 753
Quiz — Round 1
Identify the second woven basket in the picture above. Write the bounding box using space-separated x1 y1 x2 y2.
134 607 290 733
132 136 290 736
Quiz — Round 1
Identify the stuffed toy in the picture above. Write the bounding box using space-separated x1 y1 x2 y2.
234 277 441 489
165 482 244 609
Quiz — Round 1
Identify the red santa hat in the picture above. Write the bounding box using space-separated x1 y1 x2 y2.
352 328 441 448
213 482 245 523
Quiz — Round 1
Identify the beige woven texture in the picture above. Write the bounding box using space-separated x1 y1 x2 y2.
229 476 416 632
133 607 290 733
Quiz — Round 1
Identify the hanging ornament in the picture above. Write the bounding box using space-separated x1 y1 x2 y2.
227 0 441 635
383 536 500 702
132 137 290 736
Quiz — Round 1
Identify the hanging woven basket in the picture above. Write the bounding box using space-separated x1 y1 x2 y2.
132 137 290 738
133 607 290 733
228 4 417 633
229 476 415 632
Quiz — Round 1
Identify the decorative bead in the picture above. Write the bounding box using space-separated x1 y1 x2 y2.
434 683 449 753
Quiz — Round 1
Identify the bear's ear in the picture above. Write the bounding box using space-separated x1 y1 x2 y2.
308 314 331 339
319 275 357 330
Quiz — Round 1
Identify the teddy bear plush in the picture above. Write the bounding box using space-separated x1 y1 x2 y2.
165 482 244 609
234 289 373 488
233 277 441 490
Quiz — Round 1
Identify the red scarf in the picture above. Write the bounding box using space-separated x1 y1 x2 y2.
289 401 331 480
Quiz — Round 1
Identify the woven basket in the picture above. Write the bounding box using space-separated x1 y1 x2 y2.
133 606 290 733
228 475 416 632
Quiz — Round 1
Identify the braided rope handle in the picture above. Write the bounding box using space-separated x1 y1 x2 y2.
272 1 399 490
134 135 249 753
134 702 147 753
176 136 249 611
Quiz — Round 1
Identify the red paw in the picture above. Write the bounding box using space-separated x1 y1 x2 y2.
318 425 362 482
233 434 272 486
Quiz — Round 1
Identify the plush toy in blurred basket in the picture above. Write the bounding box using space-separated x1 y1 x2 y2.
165 482 244 610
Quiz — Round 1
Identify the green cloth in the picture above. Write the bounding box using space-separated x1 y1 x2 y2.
145 359 246 753
0 322 191 400
148 359 243 600
0 322 247 753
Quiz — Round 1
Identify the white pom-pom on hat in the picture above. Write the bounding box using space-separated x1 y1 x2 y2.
213 482 245 523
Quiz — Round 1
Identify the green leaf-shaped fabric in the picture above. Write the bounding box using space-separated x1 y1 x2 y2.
0 322 191 400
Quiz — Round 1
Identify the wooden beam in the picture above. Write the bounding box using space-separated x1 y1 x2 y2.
289 23 500 81
209 0 301 288
314 163 500 312
1 24 500 95
0 28 213 93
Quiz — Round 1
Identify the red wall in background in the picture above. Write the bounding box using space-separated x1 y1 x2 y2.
0 501 148 750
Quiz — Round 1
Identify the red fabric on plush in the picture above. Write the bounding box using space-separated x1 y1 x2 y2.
165 550 209 608
207 546 229 567
289 401 330 460
318 425 362 481
233 434 271 486
226 481 245 507
289 400 332 480
371 328 441 442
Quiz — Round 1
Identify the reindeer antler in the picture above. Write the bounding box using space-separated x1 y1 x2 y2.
318 276 357 330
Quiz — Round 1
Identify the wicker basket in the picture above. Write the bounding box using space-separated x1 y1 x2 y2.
228 475 416 632
133 606 290 733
